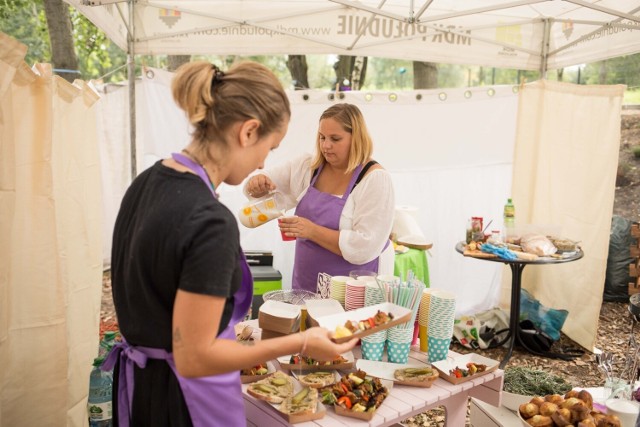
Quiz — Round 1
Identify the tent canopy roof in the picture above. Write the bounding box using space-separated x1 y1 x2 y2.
66 0 640 71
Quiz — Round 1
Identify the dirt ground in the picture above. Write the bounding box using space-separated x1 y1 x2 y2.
100 111 640 426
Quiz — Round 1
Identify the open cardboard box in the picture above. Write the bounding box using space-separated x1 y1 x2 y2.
277 351 354 371
258 300 301 334
304 298 344 328
432 353 498 385
315 302 413 344
356 359 439 388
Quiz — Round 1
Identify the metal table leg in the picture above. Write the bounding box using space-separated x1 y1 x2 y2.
500 262 525 369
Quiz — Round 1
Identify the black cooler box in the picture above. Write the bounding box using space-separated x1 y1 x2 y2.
245 251 282 319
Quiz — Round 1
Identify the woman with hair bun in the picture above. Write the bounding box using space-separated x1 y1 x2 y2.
105 61 357 427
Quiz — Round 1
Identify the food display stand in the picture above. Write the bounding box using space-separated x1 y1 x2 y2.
238 319 503 427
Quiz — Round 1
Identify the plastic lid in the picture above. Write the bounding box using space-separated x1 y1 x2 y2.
507 198 513 203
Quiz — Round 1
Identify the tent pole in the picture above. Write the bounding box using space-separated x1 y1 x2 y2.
128 0 137 180
540 18 551 78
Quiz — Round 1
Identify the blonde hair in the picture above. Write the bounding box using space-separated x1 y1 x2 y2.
171 61 290 162
310 103 373 173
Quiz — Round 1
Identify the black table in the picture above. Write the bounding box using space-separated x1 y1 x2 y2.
455 242 584 368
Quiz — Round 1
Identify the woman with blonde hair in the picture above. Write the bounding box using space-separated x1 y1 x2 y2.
105 62 357 427
245 103 395 292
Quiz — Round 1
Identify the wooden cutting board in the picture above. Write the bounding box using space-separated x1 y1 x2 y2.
397 240 433 251
463 249 498 259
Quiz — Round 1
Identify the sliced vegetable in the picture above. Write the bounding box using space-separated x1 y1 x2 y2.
292 388 309 404
337 396 352 409
348 373 364 386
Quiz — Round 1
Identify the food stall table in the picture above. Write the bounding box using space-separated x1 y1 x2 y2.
240 320 503 427
454 242 584 369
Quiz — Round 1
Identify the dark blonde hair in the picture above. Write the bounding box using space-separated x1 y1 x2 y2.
172 61 290 161
311 103 373 173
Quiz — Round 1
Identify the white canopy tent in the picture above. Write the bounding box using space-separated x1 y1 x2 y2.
1 1 635 424
66 0 640 72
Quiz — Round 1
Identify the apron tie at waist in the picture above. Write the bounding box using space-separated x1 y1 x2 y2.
102 340 172 427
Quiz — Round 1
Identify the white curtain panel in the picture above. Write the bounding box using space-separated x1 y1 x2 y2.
0 33 103 426
510 80 625 351
128 67 519 315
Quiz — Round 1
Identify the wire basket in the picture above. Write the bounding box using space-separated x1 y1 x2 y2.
262 289 319 305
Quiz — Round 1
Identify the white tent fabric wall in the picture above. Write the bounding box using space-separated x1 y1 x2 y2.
0 33 103 426
509 80 625 351
98 66 519 316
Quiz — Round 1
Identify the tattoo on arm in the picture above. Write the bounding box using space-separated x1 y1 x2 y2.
173 328 184 348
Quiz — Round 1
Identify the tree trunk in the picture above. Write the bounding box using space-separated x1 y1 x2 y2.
43 0 79 83
413 62 438 89
286 55 309 90
351 56 367 90
167 55 191 72
599 60 608 84
334 56 355 90
557 68 564 82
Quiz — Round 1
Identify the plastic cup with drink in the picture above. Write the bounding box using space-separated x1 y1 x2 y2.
278 216 297 241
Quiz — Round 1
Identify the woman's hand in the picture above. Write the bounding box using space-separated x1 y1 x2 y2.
299 327 358 361
246 174 276 198
278 215 314 240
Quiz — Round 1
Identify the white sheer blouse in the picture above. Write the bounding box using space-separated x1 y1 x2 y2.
243 153 396 273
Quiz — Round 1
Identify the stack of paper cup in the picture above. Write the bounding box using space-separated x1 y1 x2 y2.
386 325 414 363
364 282 385 306
330 276 349 308
427 289 456 363
361 282 387 361
345 279 366 311
418 289 433 352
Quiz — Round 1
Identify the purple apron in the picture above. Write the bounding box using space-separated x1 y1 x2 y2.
292 163 381 292
102 153 253 427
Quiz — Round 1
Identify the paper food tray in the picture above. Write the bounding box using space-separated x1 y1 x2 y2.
432 353 498 385
334 403 378 421
290 370 341 388
275 401 326 424
315 302 413 344
247 375 327 424
331 371 392 422
277 351 354 371
356 359 438 388
240 361 276 384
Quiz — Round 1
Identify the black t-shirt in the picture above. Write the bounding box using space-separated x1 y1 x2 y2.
111 161 243 425
111 161 241 350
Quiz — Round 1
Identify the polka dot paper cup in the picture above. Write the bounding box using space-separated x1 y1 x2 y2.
428 336 451 363
361 330 387 361
387 326 414 364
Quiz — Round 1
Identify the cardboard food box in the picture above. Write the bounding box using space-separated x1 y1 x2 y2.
432 353 499 385
260 328 288 340
258 300 301 334
315 302 412 343
356 359 439 388
276 351 355 371
275 401 326 424
304 299 345 328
